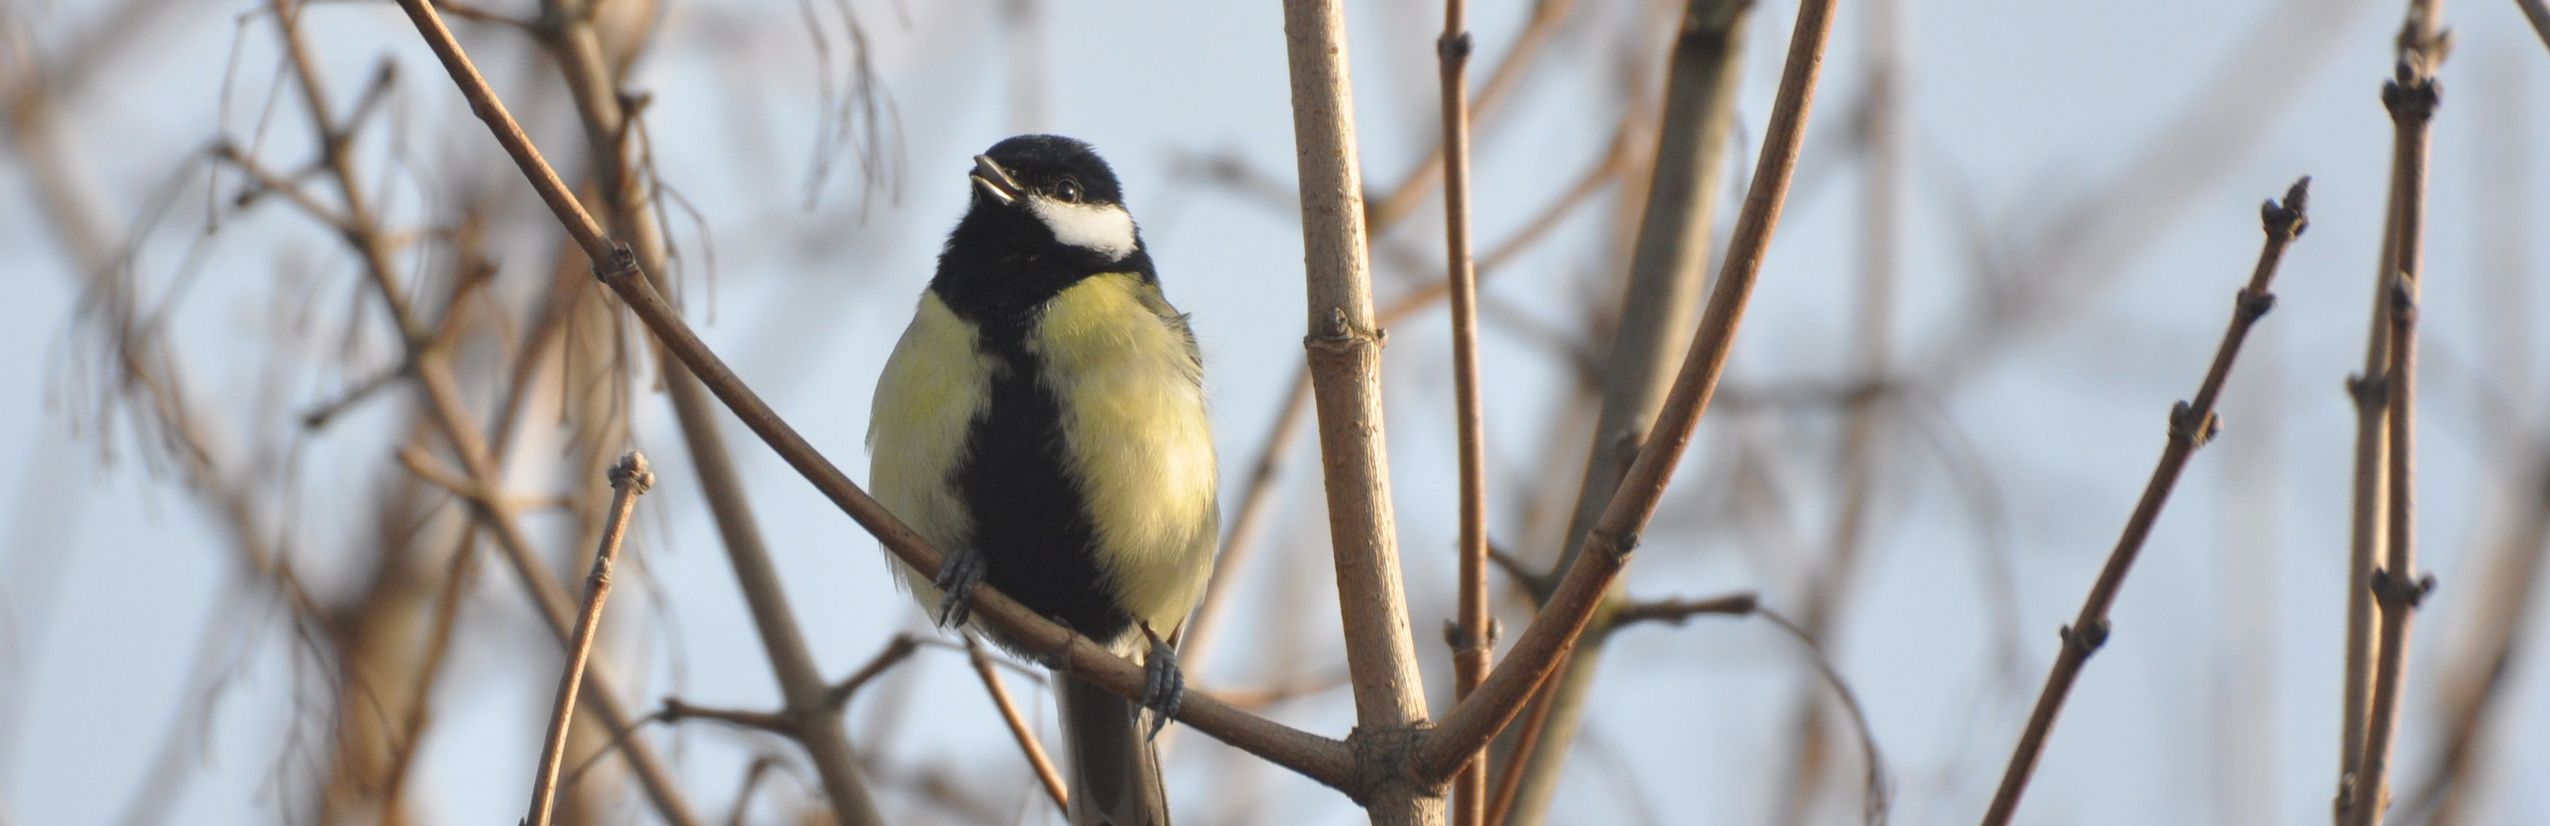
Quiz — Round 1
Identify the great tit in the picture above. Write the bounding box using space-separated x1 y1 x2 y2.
868 134 1216 825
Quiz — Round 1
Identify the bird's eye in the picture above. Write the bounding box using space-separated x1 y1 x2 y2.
1054 178 1084 203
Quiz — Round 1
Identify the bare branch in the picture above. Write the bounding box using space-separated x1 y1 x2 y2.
528 451 656 826
1984 178 2311 824
657 698 795 736
1605 592 1757 630
1279 0 1432 762
963 636 1068 814
1434 0 1495 823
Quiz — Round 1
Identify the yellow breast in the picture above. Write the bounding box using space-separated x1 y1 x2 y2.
1029 273 1220 637
868 293 992 598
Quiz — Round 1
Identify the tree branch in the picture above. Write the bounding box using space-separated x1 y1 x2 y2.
964 636 1068 815
1276 0 1438 819
1982 177 2311 825
528 452 655 826
1435 0 1495 823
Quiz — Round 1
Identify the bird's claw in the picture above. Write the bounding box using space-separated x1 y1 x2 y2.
933 547 986 629
1138 624 1184 741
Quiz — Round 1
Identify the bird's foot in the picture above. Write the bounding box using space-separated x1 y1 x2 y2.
933 547 986 629
1137 623 1184 741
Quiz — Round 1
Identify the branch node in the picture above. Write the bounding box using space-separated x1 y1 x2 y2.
2167 400 2219 448
1305 307 1385 353
2058 620 2110 657
2381 66 2442 124
608 450 656 494
2234 288 2277 324
1605 528 1641 561
1436 31 1473 62
1441 616 1500 654
592 242 640 284
2387 273 2419 327
2346 372 2391 410
2369 568 2439 609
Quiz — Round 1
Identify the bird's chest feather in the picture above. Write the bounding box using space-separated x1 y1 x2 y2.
1023 274 1218 587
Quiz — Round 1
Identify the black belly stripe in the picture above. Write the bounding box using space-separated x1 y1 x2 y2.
957 318 1132 643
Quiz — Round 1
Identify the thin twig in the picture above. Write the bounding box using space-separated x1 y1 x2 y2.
1436 0 1493 824
657 698 795 735
527 451 655 826
1365 0 1579 231
2346 55 2443 826
1420 0 1838 784
1981 178 2310 825
1753 608 1889 824
2336 136 2400 826
964 636 1068 814
1605 592 1758 629
823 634 924 711
386 0 1358 791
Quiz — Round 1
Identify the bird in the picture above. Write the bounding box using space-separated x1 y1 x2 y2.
868 134 1216 826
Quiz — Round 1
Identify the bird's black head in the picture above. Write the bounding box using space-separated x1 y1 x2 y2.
933 135 1153 323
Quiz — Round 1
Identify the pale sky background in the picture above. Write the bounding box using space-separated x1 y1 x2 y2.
5 0 2550 824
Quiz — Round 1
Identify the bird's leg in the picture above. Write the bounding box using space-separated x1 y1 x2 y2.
1137 622 1184 741
933 546 987 629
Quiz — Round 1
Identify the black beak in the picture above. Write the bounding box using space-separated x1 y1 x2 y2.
969 155 1022 205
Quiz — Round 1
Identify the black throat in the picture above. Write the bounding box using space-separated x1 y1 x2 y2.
928 207 1156 326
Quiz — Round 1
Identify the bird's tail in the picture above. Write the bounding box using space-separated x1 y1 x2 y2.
1058 673 1170 826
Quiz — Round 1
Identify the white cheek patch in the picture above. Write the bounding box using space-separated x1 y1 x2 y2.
1027 196 1137 260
